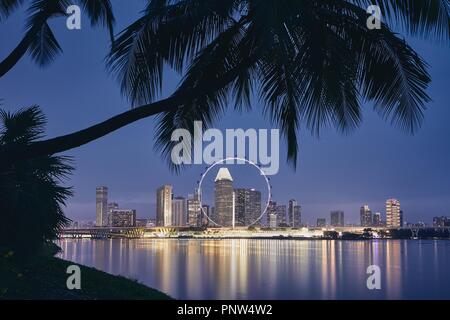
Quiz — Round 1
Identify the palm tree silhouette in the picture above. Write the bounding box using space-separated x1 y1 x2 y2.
0 0 115 77
0 106 73 256
1 0 449 167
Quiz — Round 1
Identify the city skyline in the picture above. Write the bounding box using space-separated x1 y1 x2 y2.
91 180 425 228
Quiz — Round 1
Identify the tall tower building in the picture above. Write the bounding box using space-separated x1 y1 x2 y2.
267 201 277 226
293 205 301 227
288 199 297 227
386 199 402 228
187 189 201 227
96 186 108 227
214 168 234 227
373 212 382 226
360 204 373 227
330 210 345 227
201 205 210 227
156 185 173 226
234 188 261 226
172 196 187 226
276 205 287 227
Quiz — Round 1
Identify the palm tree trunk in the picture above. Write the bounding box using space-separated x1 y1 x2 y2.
0 14 48 78
0 58 253 165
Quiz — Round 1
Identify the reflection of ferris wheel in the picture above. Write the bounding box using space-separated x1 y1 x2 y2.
197 157 273 228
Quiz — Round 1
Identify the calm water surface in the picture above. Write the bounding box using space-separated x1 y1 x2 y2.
58 239 450 299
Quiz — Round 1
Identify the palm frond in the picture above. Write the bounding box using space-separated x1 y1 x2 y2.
77 0 115 43
107 0 238 105
154 20 251 170
0 0 24 20
0 106 73 255
25 0 68 66
0 105 46 144
350 0 450 41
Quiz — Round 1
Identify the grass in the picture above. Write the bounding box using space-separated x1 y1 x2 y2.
0 248 172 300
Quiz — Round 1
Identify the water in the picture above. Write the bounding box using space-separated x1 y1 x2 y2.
58 239 450 300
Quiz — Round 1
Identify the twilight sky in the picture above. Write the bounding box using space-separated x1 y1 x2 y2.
1 1 449 225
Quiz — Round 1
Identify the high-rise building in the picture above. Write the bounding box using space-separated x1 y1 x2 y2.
433 216 450 227
267 201 277 226
187 189 201 227
373 212 382 227
276 205 287 227
268 213 277 228
214 168 234 227
108 209 136 227
360 204 373 227
330 210 345 227
172 196 187 226
288 199 297 227
234 188 261 226
156 185 173 226
293 205 301 228
201 205 210 227
386 199 402 228
96 186 108 227
316 218 326 228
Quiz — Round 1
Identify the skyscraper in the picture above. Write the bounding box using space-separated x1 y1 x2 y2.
268 213 277 228
234 188 261 226
330 210 345 227
288 199 297 227
276 205 287 227
267 201 277 226
96 186 108 227
214 168 234 227
386 199 402 228
187 189 201 227
293 205 301 227
172 196 187 226
201 205 210 227
360 204 373 227
156 185 173 226
373 212 382 226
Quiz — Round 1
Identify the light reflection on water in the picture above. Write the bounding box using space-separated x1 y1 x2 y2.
57 239 450 300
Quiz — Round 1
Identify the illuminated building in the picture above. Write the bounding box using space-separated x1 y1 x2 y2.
360 204 373 227
234 188 261 226
288 199 302 227
214 168 234 226
172 196 187 226
156 185 173 226
108 209 136 227
373 212 382 226
96 186 108 227
187 189 201 227
276 205 287 227
386 199 402 227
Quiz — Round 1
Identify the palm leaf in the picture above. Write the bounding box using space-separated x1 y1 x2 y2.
0 0 24 20
77 0 115 43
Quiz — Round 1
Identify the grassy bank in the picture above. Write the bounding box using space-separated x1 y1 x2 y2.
0 252 171 300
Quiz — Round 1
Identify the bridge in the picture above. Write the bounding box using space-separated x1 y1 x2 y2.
59 226 450 239
59 226 195 239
